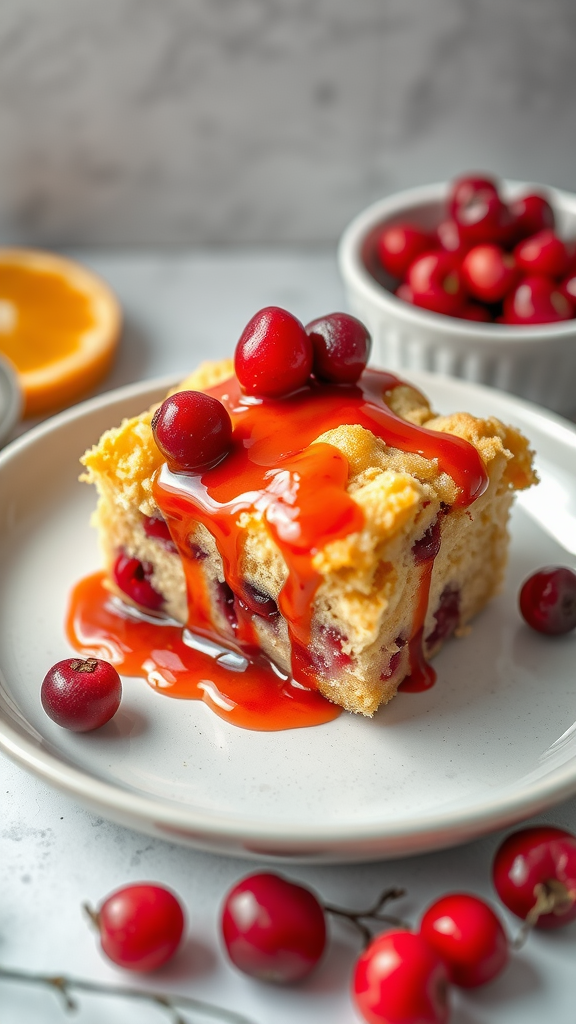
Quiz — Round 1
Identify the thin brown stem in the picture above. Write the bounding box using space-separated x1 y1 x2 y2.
511 880 576 950
0 965 257 1024
323 886 410 948
82 902 100 930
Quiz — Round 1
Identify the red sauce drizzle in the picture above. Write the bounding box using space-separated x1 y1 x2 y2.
68 368 488 725
66 573 340 731
154 370 487 691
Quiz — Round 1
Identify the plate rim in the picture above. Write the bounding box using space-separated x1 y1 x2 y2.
1 372 576 859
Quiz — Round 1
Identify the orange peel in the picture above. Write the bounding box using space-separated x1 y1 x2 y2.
0 248 121 416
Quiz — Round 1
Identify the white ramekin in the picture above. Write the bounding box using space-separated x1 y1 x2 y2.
338 180 576 415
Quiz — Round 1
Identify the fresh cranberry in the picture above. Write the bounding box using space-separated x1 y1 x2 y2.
510 193 555 239
514 229 569 279
234 306 313 397
503 277 573 324
407 252 466 316
305 312 371 384
461 245 519 304
450 175 513 245
459 302 492 322
377 223 433 279
353 930 450 1024
420 893 509 988
41 658 122 732
142 514 177 553
151 391 232 473
426 585 460 649
221 872 326 983
113 553 164 610
88 883 185 971
436 219 470 257
519 566 576 634
395 282 415 303
493 826 576 929
448 174 499 219
559 271 576 306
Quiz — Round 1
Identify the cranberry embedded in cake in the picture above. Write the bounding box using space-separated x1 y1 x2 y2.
80 310 536 716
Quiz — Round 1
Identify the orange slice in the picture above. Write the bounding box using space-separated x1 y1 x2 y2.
0 248 121 416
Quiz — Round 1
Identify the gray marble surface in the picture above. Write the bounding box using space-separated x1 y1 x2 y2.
1 0 576 246
1 249 576 1023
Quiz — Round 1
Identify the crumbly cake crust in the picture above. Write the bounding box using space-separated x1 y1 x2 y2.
81 360 536 716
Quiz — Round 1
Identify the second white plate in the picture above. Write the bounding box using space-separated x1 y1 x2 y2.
1 373 575 861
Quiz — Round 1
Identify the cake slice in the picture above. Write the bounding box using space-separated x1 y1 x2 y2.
81 344 536 717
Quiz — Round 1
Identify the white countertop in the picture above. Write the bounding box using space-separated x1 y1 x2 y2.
2 249 575 1024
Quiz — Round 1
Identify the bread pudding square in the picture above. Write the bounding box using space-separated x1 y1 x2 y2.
81 358 536 716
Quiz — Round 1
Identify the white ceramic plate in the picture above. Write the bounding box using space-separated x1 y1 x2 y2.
1 374 575 862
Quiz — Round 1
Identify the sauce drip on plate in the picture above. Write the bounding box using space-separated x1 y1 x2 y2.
67 573 340 731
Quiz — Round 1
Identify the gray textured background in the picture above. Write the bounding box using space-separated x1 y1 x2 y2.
1 0 576 246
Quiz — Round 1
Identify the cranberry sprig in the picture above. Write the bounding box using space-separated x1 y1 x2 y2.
0 964 255 1024
14 824 574 1023
220 872 409 983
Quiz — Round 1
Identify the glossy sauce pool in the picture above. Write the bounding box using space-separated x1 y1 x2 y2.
67 573 341 731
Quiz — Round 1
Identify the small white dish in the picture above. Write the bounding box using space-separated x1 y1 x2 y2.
1 375 576 862
0 355 22 447
338 180 576 416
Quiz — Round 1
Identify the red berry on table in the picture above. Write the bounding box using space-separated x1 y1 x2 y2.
502 277 573 324
151 390 233 473
41 658 122 732
514 229 569 279
459 302 492 322
419 893 509 988
113 553 164 610
519 566 576 634
407 251 466 316
461 244 519 304
353 930 450 1024
436 219 470 258
510 193 555 239
234 306 313 397
221 872 326 983
493 826 576 929
377 223 433 279
305 312 371 383
87 883 185 971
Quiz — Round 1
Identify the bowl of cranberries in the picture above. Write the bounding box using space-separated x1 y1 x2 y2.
338 173 576 415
